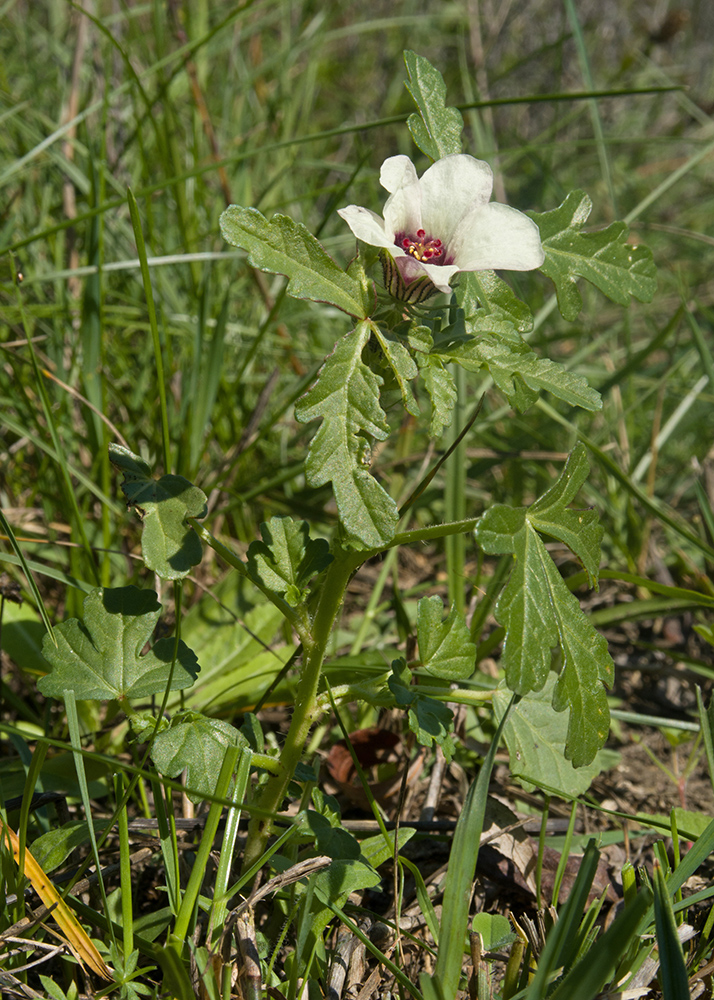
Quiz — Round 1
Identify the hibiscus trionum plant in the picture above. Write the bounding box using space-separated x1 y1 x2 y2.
216 49 652 859
36 49 657 999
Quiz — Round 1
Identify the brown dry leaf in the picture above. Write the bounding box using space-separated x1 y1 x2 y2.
326 728 424 809
482 798 538 896
0 815 113 981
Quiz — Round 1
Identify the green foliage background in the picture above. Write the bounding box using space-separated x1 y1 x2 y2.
3 0 713 600
2 1 714 996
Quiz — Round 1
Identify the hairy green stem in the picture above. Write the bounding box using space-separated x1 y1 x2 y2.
241 546 361 874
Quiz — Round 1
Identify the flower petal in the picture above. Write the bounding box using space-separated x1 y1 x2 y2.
337 206 396 250
395 255 459 294
419 155 493 243
381 156 422 237
449 202 545 271
379 155 419 194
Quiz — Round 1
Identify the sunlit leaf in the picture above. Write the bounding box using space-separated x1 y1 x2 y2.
38 587 199 701
220 206 371 318
370 326 420 416
437 336 602 413
408 325 457 436
150 711 247 803
493 677 619 796
417 596 476 679
294 322 399 548
476 445 613 766
404 50 463 160
109 444 207 580
458 270 534 338
529 190 657 321
247 516 332 606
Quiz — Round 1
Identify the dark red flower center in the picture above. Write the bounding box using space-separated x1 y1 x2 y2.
397 228 445 263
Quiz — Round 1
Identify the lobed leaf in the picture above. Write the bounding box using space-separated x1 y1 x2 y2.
109 444 207 580
529 190 657 321
246 516 332 607
458 271 534 338
220 206 371 318
408 325 457 436
294 322 399 548
420 359 457 436
389 658 456 762
437 336 602 413
493 677 619 797
476 445 613 766
38 586 200 701
417 596 477 679
312 859 381 909
150 711 247 803
403 50 463 160
369 325 420 416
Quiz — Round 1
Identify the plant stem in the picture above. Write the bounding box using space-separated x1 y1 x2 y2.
241 545 361 874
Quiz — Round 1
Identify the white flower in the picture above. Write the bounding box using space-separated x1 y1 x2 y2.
338 154 544 296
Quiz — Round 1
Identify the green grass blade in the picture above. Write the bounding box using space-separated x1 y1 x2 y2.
563 0 617 215
115 774 134 958
444 367 467 615
696 687 714 797
126 188 172 473
170 742 244 953
207 746 252 950
64 691 115 948
525 840 600 998
653 859 690 999
0 509 57 643
550 800 578 907
548 886 653 1000
428 695 515 999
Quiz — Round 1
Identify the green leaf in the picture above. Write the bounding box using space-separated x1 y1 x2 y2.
388 659 456 762
476 445 613 766
408 325 456 436
419 357 457 436
38 587 200 701
417 596 477 679
219 206 371 318
246 516 332 606
360 827 416 869
403 50 463 160
108 444 152 481
39 977 79 1000
529 190 657 321
305 812 361 861
493 677 619 797
150 711 247 803
294 322 399 548
109 444 207 580
471 913 515 952
458 271 534 338
32 820 105 873
409 699 456 762
370 325 420 416
438 336 602 413
652 860 690 1000
312 858 381 908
